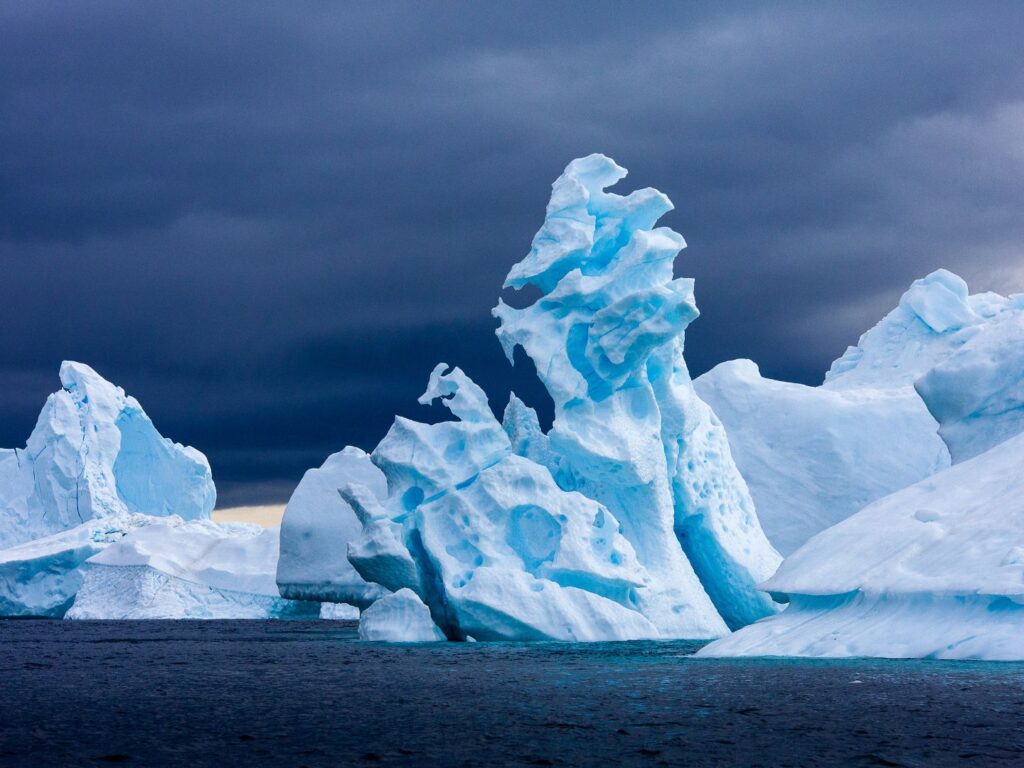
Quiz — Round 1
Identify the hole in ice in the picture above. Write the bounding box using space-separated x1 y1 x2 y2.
444 439 466 461
499 283 543 310
507 505 561 572
401 487 425 511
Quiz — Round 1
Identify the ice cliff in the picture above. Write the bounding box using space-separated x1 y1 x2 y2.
699 430 1024 660
279 155 781 640
697 269 1024 554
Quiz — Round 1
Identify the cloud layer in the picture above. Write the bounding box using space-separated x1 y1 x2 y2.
3 2 1023 504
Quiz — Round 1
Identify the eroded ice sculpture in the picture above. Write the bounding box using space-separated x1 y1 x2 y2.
289 155 781 640
493 154 780 630
0 362 216 616
699 430 1024 660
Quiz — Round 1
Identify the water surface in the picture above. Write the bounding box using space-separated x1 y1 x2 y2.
1 620 1022 767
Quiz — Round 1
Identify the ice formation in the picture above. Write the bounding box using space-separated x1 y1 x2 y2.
699 431 1024 660
320 602 360 620
289 155 780 641
696 360 949 555
492 155 780 631
0 361 319 619
698 269 1024 554
826 270 1024 462
0 362 217 616
357 589 445 642
67 519 319 620
0 513 152 617
0 361 214 550
277 447 388 609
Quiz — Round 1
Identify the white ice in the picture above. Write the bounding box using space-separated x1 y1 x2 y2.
67 519 320 620
358 589 445 642
699 430 1024 660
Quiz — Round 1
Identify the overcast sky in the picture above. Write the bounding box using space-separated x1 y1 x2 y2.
3 2 1023 506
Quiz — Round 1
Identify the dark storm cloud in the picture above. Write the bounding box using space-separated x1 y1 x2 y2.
2 2 1023 504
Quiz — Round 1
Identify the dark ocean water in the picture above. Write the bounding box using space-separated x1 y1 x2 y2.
1 620 1022 767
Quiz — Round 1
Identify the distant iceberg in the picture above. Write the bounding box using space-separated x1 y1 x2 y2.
0 362 316 619
0 363 216 616
279 154 781 640
0 361 214 552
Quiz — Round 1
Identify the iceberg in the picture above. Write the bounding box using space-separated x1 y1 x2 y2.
66 519 320 620
695 360 949 555
493 154 780 631
289 155 780 641
276 447 388 609
699 431 1024 660
358 589 445 642
0 361 214 550
697 269 1024 554
0 362 217 616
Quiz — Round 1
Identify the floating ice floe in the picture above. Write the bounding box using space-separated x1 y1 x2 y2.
357 589 444 642
67 519 319 620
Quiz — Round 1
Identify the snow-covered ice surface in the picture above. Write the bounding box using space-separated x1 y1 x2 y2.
699 431 1024 660
67 519 320 620
295 155 780 642
695 360 949 555
276 447 388 609
357 588 444 641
